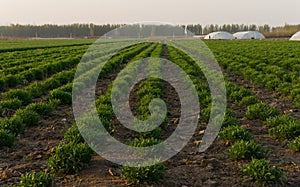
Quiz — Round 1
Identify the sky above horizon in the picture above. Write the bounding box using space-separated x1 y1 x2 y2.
1 0 299 26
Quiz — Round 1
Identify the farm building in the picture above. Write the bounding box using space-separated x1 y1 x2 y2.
233 31 265 40
290 31 300 41
204 31 234 40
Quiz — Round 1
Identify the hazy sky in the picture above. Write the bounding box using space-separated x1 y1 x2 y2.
1 0 299 26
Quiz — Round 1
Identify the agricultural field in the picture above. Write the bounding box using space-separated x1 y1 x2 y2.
0 39 94 52
0 39 299 187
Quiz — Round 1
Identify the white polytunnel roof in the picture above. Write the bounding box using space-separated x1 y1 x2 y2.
233 31 265 39
290 31 300 41
204 31 235 40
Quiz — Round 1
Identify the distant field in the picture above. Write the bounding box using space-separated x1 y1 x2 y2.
0 39 299 186
0 39 95 51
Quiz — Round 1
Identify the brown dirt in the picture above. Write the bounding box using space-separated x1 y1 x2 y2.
0 105 74 186
224 69 300 120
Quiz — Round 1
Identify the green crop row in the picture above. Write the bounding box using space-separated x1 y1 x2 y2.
0 45 88 69
0 45 86 72
206 40 300 105
85 42 166 183
0 42 143 113
167 41 285 185
0 41 132 91
46 42 157 177
206 40 300 156
0 43 149 148
0 54 81 90
15 42 155 186
217 69 286 185
0 68 76 148
121 44 166 184
0 39 93 52
0 100 58 147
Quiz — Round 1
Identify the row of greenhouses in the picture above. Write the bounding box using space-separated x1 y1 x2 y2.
203 31 300 40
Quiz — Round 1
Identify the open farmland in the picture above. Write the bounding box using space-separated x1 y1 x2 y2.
0 39 300 187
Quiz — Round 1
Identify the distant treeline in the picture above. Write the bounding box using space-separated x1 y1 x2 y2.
0 23 299 38
188 24 300 38
0 24 121 38
266 24 300 38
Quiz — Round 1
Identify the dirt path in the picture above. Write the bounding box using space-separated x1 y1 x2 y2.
224 69 300 120
0 105 74 186
223 68 300 186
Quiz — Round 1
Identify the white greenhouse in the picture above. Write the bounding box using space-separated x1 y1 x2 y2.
204 31 235 40
290 31 300 41
233 31 265 40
